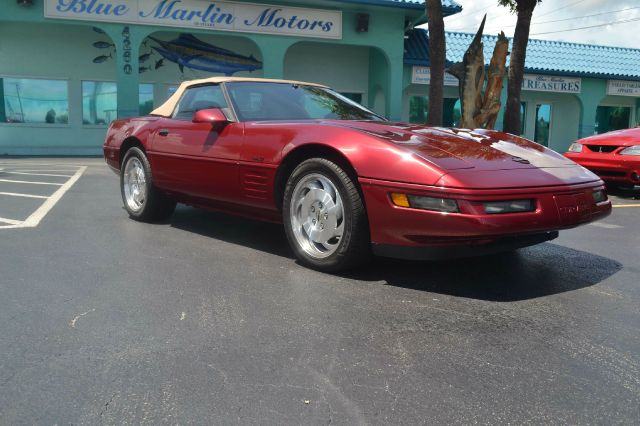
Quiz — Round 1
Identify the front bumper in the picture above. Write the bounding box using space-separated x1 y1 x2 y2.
373 231 559 260
103 145 121 175
359 177 611 256
565 152 640 185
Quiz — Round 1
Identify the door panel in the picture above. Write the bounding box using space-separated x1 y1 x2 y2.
149 119 243 203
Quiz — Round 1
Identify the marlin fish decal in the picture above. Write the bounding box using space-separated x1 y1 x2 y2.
147 34 262 76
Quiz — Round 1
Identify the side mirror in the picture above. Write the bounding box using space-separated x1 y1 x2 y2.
192 108 228 125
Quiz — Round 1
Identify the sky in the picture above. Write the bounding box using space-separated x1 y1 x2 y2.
434 0 640 49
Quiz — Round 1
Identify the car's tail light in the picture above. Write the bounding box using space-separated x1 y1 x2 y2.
567 143 583 153
390 193 459 213
483 199 535 214
619 145 640 156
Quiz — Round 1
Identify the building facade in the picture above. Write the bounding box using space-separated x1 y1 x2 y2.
2 0 462 155
404 29 640 154
1 0 639 156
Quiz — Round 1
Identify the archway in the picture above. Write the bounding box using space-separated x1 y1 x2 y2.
283 41 390 114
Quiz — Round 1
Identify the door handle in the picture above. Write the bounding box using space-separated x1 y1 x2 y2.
158 129 169 136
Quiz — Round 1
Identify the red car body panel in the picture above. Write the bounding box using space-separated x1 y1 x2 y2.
565 127 640 185
104 101 612 259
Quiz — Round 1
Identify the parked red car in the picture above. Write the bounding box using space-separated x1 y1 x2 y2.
103 77 611 272
565 127 640 187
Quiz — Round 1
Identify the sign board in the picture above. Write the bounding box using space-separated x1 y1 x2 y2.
607 80 640 97
522 74 581 93
411 66 459 86
45 0 342 39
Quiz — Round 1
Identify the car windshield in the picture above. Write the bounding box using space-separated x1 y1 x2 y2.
224 82 384 122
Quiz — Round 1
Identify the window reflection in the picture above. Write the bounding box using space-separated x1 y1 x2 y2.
139 83 154 116
443 98 461 127
595 106 630 134
1 77 69 124
534 103 552 146
340 92 363 104
82 81 117 125
410 98 467 128
409 96 428 124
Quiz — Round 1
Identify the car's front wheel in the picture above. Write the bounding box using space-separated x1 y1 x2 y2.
120 147 176 222
283 158 370 272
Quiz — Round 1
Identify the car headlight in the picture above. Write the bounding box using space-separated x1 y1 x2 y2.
592 189 608 203
391 193 459 213
619 145 640 156
567 143 583 153
483 199 535 214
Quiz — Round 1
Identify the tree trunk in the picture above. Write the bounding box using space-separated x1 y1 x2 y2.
427 0 445 126
503 2 536 135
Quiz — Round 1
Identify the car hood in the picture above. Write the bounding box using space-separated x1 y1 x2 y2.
578 127 640 146
332 121 576 171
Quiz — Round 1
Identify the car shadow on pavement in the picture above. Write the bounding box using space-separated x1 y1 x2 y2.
168 206 622 302
341 243 622 302
169 205 294 259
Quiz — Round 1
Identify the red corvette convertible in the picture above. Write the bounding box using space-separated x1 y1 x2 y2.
103 77 611 271
565 127 640 187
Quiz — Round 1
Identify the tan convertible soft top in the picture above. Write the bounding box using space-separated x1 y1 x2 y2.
150 77 328 117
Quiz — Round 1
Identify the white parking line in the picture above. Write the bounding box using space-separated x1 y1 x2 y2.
0 192 49 199
6 168 84 171
589 222 623 229
0 217 22 226
4 171 73 178
0 161 88 164
0 166 87 230
0 178 64 186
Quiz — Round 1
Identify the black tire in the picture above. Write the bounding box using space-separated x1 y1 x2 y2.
283 158 371 272
120 147 176 222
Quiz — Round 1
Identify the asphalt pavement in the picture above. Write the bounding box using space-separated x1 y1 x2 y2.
0 158 639 425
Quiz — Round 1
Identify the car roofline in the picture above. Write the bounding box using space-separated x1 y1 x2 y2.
151 77 328 118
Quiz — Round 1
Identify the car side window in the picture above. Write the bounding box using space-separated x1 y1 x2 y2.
173 85 228 120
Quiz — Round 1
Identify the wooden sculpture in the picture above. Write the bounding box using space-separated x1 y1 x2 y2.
448 15 509 129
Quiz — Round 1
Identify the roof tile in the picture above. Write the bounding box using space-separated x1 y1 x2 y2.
337 0 462 12
405 29 640 80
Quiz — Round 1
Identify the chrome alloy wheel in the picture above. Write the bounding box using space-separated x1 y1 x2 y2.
123 157 147 212
290 173 345 259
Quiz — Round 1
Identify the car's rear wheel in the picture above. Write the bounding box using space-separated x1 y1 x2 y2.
283 158 370 272
120 147 176 222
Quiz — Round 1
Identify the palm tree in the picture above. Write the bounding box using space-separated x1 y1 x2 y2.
426 0 446 126
499 0 541 135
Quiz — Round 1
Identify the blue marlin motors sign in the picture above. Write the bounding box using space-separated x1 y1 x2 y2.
45 0 343 39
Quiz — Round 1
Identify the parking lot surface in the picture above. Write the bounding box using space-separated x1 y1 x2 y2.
1 158 639 425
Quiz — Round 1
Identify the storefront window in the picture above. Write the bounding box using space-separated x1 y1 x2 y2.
443 98 462 127
1 77 69 124
410 97 462 127
409 96 428 124
595 106 631 134
534 103 552 146
520 102 526 135
82 81 117 125
340 93 363 104
139 84 154 116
